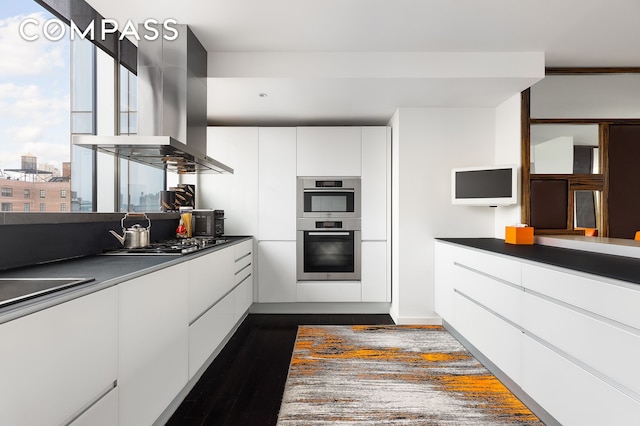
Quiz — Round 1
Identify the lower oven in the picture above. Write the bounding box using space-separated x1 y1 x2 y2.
297 218 361 281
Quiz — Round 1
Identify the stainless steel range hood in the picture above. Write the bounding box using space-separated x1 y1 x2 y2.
73 24 233 174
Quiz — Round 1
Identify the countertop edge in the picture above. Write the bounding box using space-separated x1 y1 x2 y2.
436 237 640 289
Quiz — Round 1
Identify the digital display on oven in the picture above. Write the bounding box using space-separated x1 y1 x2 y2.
315 180 343 188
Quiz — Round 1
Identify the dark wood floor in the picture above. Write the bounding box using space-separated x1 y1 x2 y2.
167 314 395 425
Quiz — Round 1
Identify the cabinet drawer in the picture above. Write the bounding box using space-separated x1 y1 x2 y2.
453 247 521 285
188 293 235 379
453 263 523 326
522 263 640 330
452 291 522 384
189 248 235 322
522 336 640 425
0 287 118 426
522 291 640 397
71 386 118 426
234 239 253 260
234 275 253 321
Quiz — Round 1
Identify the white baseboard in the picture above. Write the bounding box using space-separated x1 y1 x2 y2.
391 314 443 326
250 302 391 315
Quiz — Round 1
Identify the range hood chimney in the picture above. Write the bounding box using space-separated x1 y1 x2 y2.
73 24 233 174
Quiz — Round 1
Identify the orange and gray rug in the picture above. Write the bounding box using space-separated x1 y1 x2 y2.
277 325 544 425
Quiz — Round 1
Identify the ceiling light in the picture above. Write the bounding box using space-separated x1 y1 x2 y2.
258 93 268 98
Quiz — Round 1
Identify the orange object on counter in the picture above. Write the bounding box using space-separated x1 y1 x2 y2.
505 226 534 245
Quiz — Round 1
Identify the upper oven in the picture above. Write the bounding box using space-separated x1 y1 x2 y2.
297 177 361 219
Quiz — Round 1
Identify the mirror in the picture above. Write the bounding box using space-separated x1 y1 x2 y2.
574 190 601 235
521 71 640 237
530 124 599 174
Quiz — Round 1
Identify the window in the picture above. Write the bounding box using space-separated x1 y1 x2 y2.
1 203 12 211
2 0 145 215
61 202 67 212
0 1 71 213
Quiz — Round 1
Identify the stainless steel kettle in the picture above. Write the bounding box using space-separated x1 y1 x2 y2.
109 213 151 248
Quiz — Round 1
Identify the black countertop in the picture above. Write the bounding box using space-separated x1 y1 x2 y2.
0 236 252 323
437 238 640 286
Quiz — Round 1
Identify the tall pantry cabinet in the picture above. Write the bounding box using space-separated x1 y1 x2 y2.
206 126 391 306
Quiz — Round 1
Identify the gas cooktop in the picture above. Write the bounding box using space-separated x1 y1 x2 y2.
104 237 230 256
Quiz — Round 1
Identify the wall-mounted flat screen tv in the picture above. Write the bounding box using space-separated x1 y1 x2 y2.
451 165 518 206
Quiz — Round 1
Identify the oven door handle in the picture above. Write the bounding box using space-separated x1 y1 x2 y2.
306 231 351 236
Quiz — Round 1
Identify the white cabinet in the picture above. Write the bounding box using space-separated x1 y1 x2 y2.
434 241 454 321
188 248 235 323
296 126 362 176
71 386 118 426
521 336 640 426
361 241 388 302
234 239 254 318
361 126 389 241
258 127 297 241
435 240 640 424
188 240 253 379
258 241 297 302
118 263 189 426
0 287 118 426
188 287 235 379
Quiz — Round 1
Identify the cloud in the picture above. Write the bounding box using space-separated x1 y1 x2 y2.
0 12 67 77
0 82 69 126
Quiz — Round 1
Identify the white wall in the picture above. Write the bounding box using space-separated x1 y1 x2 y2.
494 93 522 237
389 107 496 325
532 136 574 174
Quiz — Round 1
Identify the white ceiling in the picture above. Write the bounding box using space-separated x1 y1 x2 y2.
86 0 640 126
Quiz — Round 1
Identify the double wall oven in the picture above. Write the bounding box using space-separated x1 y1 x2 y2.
297 177 361 281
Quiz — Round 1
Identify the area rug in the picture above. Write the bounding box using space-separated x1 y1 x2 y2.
277 325 544 425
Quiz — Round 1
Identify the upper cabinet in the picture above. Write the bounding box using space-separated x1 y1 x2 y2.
361 126 390 241
259 128 297 241
297 127 362 176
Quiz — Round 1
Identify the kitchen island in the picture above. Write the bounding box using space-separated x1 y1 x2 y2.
435 238 640 426
0 236 254 426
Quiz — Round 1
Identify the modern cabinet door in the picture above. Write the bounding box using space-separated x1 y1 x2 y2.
297 126 362 176
361 241 388 302
258 241 297 302
118 263 189 426
71 386 118 426
0 287 118 426
234 239 254 319
259 127 297 241
188 247 235 323
361 126 389 241
188 288 235 379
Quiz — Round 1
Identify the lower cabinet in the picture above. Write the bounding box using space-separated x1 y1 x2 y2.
0 287 118 426
118 262 190 426
0 239 254 426
361 241 389 302
189 291 236 378
435 240 640 425
72 386 119 426
189 238 254 379
258 241 296 302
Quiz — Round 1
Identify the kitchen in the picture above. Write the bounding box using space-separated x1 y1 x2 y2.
1 0 640 425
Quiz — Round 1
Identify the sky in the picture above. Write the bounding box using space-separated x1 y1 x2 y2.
0 0 70 175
